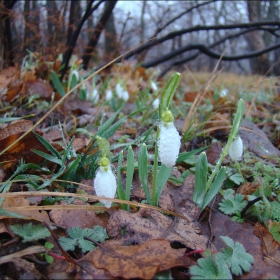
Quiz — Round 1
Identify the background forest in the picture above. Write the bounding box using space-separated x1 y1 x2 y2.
1 0 280 77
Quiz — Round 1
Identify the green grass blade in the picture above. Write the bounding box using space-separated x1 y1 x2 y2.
50 70 66 97
176 147 206 163
32 149 62 165
201 166 226 210
125 146 134 209
155 164 173 206
33 132 61 159
193 152 208 207
138 144 151 204
116 151 126 209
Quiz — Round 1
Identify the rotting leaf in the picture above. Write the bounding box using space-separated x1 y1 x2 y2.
253 222 280 266
0 120 49 172
91 239 194 279
107 208 208 250
206 141 222 165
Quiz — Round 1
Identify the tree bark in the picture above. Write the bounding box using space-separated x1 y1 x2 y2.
246 0 270 75
1 0 17 66
104 8 119 61
82 0 118 70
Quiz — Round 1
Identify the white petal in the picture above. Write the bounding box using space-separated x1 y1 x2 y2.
91 89 99 103
228 136 243 161
116 84 123 99
122 90 129 101
152 98 160 109
93 166 117 208
158 122 181 167
105 90 112 101
151 81 158 91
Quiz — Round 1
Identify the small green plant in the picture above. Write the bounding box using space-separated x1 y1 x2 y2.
10 222 54 242
219 189 247 217
192 99 244 210
189 236 254 279
59 225 109 253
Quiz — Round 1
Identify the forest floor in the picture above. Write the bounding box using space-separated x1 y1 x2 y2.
0 57 280 279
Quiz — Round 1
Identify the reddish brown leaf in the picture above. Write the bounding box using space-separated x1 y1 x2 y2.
211 211 280 278
253 222 280 266
91 239 193 279
0 120 49 172
206 142 223 164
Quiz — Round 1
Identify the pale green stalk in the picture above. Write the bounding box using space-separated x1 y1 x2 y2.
205 99 244 191
152 128 160 206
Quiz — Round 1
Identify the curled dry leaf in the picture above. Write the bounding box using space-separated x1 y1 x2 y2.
91 238 194 279
0 120 48 172
107 208 208 250
253 222 280 267
206 141 223 165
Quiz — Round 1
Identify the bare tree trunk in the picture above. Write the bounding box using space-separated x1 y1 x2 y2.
1 0 17 66
246 0 270 75
82 0 117 70
66 1 81 46
104 9 119 62
46 0 59 49
140 1 146 44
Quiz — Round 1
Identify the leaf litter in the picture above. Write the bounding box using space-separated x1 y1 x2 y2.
1 60 280 279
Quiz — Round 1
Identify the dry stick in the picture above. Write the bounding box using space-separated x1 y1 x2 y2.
0 40 153 157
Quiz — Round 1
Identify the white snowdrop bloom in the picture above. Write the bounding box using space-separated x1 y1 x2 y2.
71 69 79 81
90 88 99 104
228 136 243 161
105 89 113 101
158 111 181 167
151 81 158 91
220 88 229 97
122 90 129 101
116 83 129 101
93 157 117 208
116 83 123 99
152 98 160 109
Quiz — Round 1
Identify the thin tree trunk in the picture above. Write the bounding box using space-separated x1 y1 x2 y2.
82 0 117 70
246 0 270 75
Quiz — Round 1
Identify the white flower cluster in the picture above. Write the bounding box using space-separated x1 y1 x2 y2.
157 110 181 167
228 136 243 161
116 83 129 101
93 157 117 208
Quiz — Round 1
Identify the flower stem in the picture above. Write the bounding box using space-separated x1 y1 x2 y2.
152 128 160 206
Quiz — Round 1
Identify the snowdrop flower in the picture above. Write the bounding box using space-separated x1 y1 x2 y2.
71 69 79 81
116 83 129 101
151 81 158 91
228 136 243 161
94 157 117 208
158 110 181 167
105 89 113 101
220 88 229 97
152 98 160 109
90 88 99 104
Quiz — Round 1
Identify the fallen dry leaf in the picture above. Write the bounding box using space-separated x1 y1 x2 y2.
2 197 50 222
253 222 280 267
0 120 48 172
91 238 194 279
206 141 223 165
107 208 208 250
49 199 108 229
211 211 280 278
